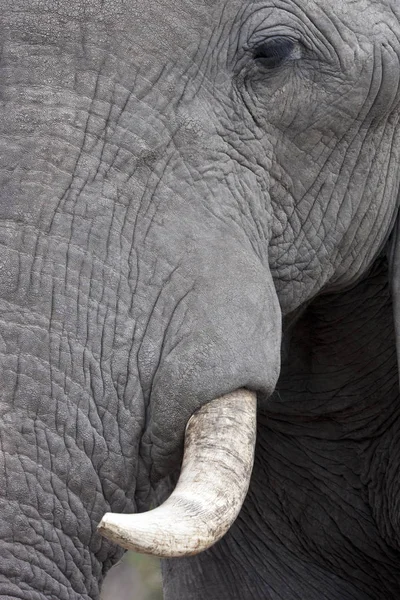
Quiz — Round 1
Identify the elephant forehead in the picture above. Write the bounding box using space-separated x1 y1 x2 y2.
0 0 211 18
0 0 220 51
2 0 400 56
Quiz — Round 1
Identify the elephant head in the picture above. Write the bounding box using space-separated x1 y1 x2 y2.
1 0 400 598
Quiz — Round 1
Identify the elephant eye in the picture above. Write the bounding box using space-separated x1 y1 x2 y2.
253 37 296 69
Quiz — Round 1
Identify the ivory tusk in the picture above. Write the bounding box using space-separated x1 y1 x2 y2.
98 389 257 557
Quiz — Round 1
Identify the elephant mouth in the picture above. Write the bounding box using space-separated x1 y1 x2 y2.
97 389 256 557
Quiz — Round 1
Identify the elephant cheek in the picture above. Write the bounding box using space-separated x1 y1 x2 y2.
135 242 282 484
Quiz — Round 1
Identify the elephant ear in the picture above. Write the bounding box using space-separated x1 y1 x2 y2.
388 212 400 372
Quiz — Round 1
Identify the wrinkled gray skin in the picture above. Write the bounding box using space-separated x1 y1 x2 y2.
1 0 400 598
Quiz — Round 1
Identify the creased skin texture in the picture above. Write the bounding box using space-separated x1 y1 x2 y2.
0 0 400 599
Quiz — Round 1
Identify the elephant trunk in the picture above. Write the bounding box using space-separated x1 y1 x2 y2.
98 389 256 557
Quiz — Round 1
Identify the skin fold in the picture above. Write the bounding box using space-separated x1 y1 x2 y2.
0 0 400 598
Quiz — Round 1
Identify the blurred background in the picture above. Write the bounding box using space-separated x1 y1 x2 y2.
101 552 163 600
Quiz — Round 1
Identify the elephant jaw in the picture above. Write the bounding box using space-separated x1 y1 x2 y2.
97 389 256 557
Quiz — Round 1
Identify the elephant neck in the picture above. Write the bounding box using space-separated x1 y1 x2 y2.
268 253 398 439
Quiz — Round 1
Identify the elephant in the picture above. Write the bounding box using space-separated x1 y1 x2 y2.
1 0 400 598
